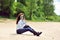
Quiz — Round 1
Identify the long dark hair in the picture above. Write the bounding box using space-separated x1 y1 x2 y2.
16 13 25 24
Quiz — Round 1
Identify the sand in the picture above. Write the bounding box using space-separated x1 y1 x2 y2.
0 19 60 40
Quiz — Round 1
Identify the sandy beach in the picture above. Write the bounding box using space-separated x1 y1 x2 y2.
0 19 60 40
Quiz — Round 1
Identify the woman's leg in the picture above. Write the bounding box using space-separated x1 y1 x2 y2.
17 25 42 36
16 28 37 35
24 25 34 30
16 29 28 34
24 25 42 36
16 25 30 34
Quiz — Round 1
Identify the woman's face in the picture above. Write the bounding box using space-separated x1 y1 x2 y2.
20 14 24 20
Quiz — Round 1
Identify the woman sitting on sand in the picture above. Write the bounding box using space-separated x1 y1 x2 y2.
16 12 42 36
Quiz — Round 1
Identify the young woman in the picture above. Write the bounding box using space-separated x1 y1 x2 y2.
16 12 42 36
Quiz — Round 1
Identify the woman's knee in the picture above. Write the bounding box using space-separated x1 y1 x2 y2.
24 25 30 28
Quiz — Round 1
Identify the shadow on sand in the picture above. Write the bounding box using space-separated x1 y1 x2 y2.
10 33 35 36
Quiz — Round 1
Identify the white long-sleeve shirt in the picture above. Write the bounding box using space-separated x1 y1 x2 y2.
17 20 26 29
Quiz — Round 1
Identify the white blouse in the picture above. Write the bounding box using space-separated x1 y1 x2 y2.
17 20 26 29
